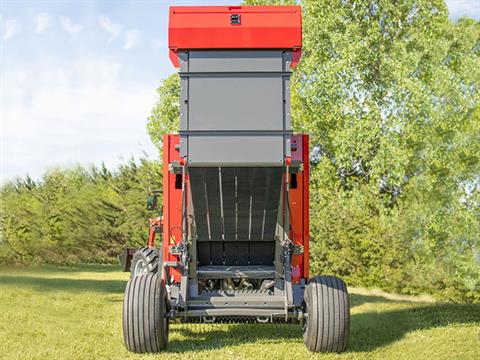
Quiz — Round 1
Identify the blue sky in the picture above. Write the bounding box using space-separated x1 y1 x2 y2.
1 0 479 182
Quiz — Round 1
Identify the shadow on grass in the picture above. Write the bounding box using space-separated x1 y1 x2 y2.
348 301 479 353
1 269 478 353
166 300 479 354
168 323 302 353
1 263 121 274
349 293 422 307
0 275 125 294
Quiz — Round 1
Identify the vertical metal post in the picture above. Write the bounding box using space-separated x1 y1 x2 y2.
180 158 189 314
284 157 293 311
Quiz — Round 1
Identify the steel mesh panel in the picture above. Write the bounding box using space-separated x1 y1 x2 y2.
204 168 222 241
190 167 282 266
190 167 282 242
264 168 282 237
236 168 251 241
189 168 209 240
220 168 236 241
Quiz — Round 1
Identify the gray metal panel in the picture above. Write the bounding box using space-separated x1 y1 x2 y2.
188 75 284 131
179 49 293 163
282 51 292 71
188 50 284 72
187 135 284 166
179 51 189 136
182 309 287 317
178 50 189 72
180 135 187 157
284 135 291 158
197 265 275 279
180 75 189 132
283 77 292 132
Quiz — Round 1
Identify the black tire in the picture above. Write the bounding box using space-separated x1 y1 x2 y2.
303 275 350 353
122 274 169 353
130 247 159 278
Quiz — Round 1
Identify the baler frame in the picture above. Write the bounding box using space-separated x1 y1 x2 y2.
158 133 309 323
121 5 350 354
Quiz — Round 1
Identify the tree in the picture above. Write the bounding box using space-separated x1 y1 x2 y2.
0 159 162 265
290 0 479 301
145 0 479 302
147 75 180 153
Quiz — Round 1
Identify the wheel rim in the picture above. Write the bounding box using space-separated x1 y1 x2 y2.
133 259 148 277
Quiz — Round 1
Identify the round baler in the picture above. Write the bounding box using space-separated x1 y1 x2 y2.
120 5 350 353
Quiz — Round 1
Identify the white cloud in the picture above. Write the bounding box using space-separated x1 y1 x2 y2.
34 13 51 33
59 16 83 34
1 58 157 181
2 19 17 40
123 30 140 50
98 15 122 41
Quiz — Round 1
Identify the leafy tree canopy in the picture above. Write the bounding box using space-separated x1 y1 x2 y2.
147 0 479 302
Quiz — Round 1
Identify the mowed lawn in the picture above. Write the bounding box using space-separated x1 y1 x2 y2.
0 265 478 360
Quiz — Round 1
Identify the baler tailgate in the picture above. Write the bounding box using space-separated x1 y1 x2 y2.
190 167 282 242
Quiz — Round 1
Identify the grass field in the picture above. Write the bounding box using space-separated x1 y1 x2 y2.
0 265 478 360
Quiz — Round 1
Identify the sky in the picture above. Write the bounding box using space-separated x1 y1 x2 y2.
1 0 479 183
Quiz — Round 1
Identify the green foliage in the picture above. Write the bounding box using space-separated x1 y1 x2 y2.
0 159 162 265
293 0 480 303
147 74 180 152
145 0 479 302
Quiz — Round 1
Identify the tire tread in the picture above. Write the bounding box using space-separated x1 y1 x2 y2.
303 275 349 353
122 274 168 353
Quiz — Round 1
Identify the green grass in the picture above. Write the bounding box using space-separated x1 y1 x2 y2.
0 265 478 360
